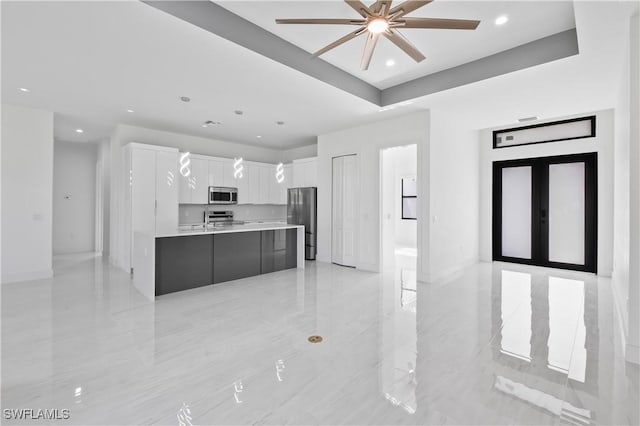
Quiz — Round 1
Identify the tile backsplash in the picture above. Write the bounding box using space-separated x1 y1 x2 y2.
179 204 287 224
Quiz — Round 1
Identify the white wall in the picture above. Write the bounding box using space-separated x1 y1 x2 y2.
317 111 429 276
282 144 317 163
1 104 54 283
426 110 480 282
318 110 479 283
97 138 111 255
479 109 614 276
381 145 417 249
625 12 639 364
53 141 97 254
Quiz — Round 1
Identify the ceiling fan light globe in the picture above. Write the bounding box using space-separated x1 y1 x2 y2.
367 18 389 34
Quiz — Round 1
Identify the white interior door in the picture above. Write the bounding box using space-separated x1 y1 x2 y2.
332 155 357 267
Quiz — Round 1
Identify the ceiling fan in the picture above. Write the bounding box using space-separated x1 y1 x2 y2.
276 0 480 70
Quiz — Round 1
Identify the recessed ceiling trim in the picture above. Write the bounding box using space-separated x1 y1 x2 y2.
381 29 579 106
142 2 578 109
142 0 381 105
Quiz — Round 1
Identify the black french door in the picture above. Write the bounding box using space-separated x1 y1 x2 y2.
492 153 597 273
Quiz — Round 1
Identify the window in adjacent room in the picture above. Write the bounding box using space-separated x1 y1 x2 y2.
402 176 417 220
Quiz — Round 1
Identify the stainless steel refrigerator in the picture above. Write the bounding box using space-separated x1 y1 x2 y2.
287 187 317 260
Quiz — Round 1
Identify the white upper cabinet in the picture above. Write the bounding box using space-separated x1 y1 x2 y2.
155 150 179 235
258 165 269 204
247 162 261 204
222 159 237 188
305 158 317 187
281 164 292 204
231 159 248 203
267 164 280 204
292 157 317 188
190 158 208 205
178 155 209 204
208 160 223 187
182 154 289 205
179 158 192 204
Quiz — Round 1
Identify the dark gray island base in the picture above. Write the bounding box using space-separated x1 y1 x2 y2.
155 228 298 296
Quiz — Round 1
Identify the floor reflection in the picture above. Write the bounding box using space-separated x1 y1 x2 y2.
491 266 602 424
2 254 637 425
381 250 417 416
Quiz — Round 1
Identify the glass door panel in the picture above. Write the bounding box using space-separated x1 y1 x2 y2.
548 162 585 265
501 166 532 259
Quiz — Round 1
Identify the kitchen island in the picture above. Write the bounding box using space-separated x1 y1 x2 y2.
132 223 305 300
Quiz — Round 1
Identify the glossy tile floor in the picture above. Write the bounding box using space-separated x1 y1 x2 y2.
2 252 638 425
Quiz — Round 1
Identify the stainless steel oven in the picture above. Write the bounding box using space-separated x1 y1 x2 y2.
208 186 238 204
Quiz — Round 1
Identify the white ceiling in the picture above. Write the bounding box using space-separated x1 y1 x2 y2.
217 0 576 89
1 0 392 148
1 1 635 149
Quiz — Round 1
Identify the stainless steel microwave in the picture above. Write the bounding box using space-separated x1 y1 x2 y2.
209 186 238 204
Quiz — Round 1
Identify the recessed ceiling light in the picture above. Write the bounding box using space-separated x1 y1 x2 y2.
385 59 395 67
276 121 285 125
19 87 30 93
126 109 134 113
75 129 84 134
202 120 222 127
495 15 508 26
518 116 538 122
256 135 262 138
234 110 244 115
180 96 191 102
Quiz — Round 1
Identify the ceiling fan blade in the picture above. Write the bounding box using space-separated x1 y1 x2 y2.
344 0 372 18
313 27 367 57
398 17 480 30
276 18 366 25
388 0 433 18
383 29 425 62
371 0 392 16
361 32 380 70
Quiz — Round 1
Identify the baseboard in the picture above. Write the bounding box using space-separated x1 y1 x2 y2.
356 262 379 273
598 269 613 278
611 275 629 354
626 344 640 364
1 268 53 284
418 256 479 284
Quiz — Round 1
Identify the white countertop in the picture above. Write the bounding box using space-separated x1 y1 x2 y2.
157 222 304 238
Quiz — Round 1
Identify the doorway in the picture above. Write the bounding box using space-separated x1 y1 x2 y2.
381 145 418 271
492 152 597 272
